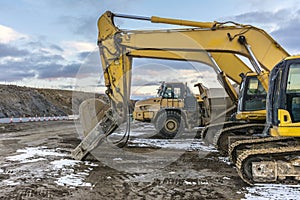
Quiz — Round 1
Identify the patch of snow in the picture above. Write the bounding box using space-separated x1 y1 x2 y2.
77 172 89 176
184 180 197 185
2 180 20 186
128 138 218 152
4 146 98 188
6 146 66 162
129 131 150 136
218 156 231 165
21 158 46 163
113 158 123 161
51 159 80 169
199 181 209 185
84 161 98 167
243 184 300 200
55 174 92 187
51 159 98 187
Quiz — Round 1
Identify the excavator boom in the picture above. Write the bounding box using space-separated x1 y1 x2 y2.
98 11 288 115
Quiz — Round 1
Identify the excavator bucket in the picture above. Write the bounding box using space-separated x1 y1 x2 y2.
72 98 115 160
78 98 110 137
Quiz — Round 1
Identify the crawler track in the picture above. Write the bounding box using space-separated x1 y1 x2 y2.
229 136 295 164
212 123 265 154
236 145 300 185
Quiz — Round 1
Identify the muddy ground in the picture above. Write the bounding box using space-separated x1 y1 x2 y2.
0 121 299 200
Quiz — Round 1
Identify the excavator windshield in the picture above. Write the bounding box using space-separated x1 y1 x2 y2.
286 63 300 93
286 62 300 122
242 76 266 111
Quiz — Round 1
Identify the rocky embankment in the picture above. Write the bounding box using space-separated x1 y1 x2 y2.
0 84 105 118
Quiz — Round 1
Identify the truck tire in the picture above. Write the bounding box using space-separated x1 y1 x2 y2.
155 111 185 138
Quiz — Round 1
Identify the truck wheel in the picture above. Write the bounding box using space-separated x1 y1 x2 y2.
155 111 185 138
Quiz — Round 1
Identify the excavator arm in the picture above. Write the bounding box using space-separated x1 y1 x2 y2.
72 11 289 160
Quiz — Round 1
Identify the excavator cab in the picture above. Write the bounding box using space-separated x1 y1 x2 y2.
268 56 300 137
236 73 267 121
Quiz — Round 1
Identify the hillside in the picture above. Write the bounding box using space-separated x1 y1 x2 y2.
0 85 106 118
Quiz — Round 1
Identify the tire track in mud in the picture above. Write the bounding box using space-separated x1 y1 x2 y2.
1 185 71 200
79 169 236 199
69 149 246 200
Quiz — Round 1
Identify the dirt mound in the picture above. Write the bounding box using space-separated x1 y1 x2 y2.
0 85 106 118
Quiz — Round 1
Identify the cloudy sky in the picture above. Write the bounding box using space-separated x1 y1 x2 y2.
1 0 300 95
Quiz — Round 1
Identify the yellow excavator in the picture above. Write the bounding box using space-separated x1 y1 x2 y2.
72 11 300 184
90 11 288 155
229 56 300 185
71 11 283 155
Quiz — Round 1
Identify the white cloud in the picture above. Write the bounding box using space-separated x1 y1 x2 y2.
60 41 97 61
0 25 28 43
62 41 96 52
0 56 24 64
232 0 300 13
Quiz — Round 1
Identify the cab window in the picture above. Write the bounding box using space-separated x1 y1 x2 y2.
244 77 266 111
286 63 300 122
247 78 266 95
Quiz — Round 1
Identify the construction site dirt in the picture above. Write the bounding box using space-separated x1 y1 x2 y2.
0 121 299 200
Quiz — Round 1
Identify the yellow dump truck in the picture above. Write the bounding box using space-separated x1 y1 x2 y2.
133 82 233 138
